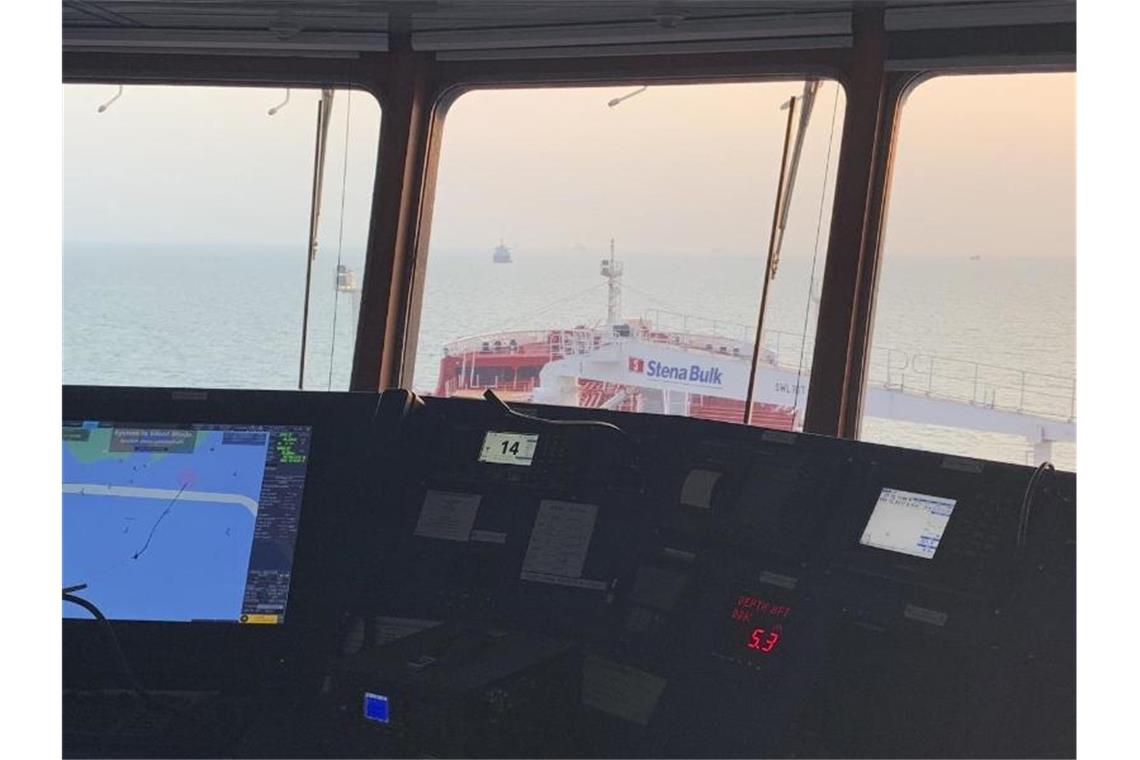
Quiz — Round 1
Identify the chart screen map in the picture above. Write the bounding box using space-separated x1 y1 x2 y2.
63 421 312 623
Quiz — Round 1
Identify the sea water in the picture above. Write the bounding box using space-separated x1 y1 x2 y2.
63 244 1075 471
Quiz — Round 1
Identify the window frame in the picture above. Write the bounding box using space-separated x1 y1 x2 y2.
63 11 1075 418
850 65 1076 447
61 57 390 392
397 61 853 423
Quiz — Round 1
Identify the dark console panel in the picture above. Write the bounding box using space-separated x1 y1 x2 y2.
62 388 1075 758
323 395 1075 758
61 386 418 757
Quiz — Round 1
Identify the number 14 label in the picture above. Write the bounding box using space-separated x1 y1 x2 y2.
479 431 540 466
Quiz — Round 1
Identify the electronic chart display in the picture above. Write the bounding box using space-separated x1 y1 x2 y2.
62 420 312 623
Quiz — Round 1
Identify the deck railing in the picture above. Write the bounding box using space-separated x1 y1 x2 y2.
643 308 1075 422
442 311 1076 424
442 330 557 358
865 345 1075 421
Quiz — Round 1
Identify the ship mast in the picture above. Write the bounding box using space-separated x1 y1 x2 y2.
602 238 624 327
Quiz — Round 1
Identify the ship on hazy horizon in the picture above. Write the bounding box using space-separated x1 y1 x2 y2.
493 240 512 264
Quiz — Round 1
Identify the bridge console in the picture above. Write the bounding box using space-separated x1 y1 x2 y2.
62 387 1075 758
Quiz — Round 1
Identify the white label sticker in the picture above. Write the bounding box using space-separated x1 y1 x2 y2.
582 656 668 726
904 604 949 627
479 431 539 466
413 490 481 542
941 456 984 474
522 500 598 580
758 571 798 590
761 429 798 445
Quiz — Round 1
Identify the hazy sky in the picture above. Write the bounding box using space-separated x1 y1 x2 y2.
428 79 841 257
63 72 1074 260
63 85 381 255
884 72 1075 259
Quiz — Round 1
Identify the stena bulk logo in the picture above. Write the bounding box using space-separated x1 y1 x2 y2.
628 356 724 386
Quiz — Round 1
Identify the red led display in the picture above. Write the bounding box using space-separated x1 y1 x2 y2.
726 594 792 657
747 626 781 653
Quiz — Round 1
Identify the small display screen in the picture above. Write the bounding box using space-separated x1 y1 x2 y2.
479 431 539 466
859 488 957 559
722 592 793 662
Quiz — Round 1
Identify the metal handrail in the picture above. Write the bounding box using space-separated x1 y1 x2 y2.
864 345 1075 420
442 310 1076 423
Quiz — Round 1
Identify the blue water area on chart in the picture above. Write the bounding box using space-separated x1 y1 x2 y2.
62 427 269 622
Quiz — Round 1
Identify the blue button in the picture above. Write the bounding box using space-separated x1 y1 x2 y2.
363 692 390 724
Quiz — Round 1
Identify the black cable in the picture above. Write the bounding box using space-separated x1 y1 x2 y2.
792 82 841 412
327 89 354 391
479 390 654 496
482 388 631 439
1016 461 1055 552
63 584 145 697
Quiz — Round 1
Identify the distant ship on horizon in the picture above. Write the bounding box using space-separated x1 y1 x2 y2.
493 240 513 264
336 264 358 291
436 241 798 429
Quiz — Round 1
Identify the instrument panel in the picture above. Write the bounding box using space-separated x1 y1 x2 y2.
62 388 1076 758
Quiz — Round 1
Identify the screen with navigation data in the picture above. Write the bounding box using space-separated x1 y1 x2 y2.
859 488 957 560
62 421 312 624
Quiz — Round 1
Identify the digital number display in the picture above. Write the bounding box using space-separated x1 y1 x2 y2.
724 593 792 661
860 488 957 559
479 431 539 466
747 627 780 653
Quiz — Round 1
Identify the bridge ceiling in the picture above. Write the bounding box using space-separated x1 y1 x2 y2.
62 1 1074 56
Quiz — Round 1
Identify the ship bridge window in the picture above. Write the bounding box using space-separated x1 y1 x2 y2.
64 84 381 390
411 80 846 429
859 72 1075 470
